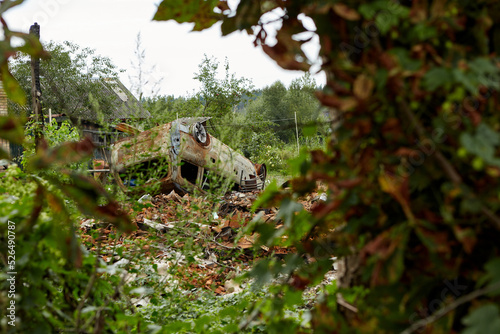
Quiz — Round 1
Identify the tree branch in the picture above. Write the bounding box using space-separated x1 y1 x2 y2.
398 99 500 230
401 281 500 334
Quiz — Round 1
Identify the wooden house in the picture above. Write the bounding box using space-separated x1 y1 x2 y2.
1 78 150 170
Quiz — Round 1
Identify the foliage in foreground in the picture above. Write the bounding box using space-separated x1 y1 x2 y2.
154 0 500 333
2 0 500 333
0 4 311 332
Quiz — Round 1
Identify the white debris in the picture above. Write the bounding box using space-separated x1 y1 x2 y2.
138 194 152 203
224 279 243 294
114 258 130 267
80 219 96 229
142 218 171 232
130 296 150 308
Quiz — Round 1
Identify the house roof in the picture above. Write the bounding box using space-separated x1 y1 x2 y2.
76 78 150 122
8 74 151 123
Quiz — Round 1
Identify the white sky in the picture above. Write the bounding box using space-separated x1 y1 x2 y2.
4 0 325 98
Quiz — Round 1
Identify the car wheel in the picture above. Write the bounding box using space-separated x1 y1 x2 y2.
193 122 207 144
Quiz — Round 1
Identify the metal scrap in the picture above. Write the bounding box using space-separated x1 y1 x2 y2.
111 117 266 195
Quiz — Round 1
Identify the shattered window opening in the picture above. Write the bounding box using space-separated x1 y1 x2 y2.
180 160 199 185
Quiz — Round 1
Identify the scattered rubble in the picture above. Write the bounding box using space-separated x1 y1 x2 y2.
79 187 332 296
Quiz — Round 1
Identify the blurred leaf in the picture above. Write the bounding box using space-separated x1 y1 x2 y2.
0 116 25 144
462 304 500 334
469 58 499 75
390 48 423 71
353 74 374 100
50 172 134 232
276 198 304 228
221 0 263 35
375 10 399 34
453 68 477 94
422 67 453 91
0 0 24 15
460 123 500 167
379 172 414 221
358 3 378 19
477 258 500 295
1 66 26 105
12 31 50 59
153 0 221 31
333 3 360 21
477 123 500 146
28 137 94 170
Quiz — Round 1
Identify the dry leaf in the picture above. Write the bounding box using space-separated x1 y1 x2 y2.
353 74 374 100
333 3 361 21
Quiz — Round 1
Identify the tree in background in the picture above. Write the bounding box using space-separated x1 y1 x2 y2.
140 94 202 129
155 1 500 333
141 55 253 133
254 80 291 141
246 74 326 144
194 54 253 122
9 41 122 119
287 73 323 128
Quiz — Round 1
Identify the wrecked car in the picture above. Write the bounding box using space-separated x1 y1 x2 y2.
110 117 266 195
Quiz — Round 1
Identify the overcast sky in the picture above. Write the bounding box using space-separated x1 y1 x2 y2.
5 0 325 98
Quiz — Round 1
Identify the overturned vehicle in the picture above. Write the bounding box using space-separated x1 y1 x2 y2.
110 118 266 195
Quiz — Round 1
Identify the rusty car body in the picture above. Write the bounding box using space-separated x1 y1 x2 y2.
110 117 266 195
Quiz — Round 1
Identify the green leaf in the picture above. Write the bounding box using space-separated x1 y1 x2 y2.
477 123 500 146
153 0 221 31
276 198 304 228
409 23 438 41
1 67 26 105
462 304 500 334
47 172 134 232
453 68 477 94
460 123 500 166
422 67 453 91
194 314 211 331
477 258 500 295
358 3 377 19
460 197 482 214
390 48 422 72
252 180 279 210
221 0 263 35
0 0 24 15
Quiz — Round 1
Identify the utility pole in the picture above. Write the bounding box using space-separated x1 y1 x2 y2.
294 111 300 154
30 22 43 151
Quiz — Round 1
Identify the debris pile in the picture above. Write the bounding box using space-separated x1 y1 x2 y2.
79 187 328 296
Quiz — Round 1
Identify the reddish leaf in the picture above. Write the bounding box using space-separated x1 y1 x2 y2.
28 137 95 170
333 3 361 21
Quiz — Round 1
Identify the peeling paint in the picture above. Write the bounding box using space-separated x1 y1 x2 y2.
111 118 266 195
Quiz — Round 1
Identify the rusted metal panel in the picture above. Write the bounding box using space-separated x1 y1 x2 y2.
115 122 141 135
110 118 266 195
112 123 172 169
